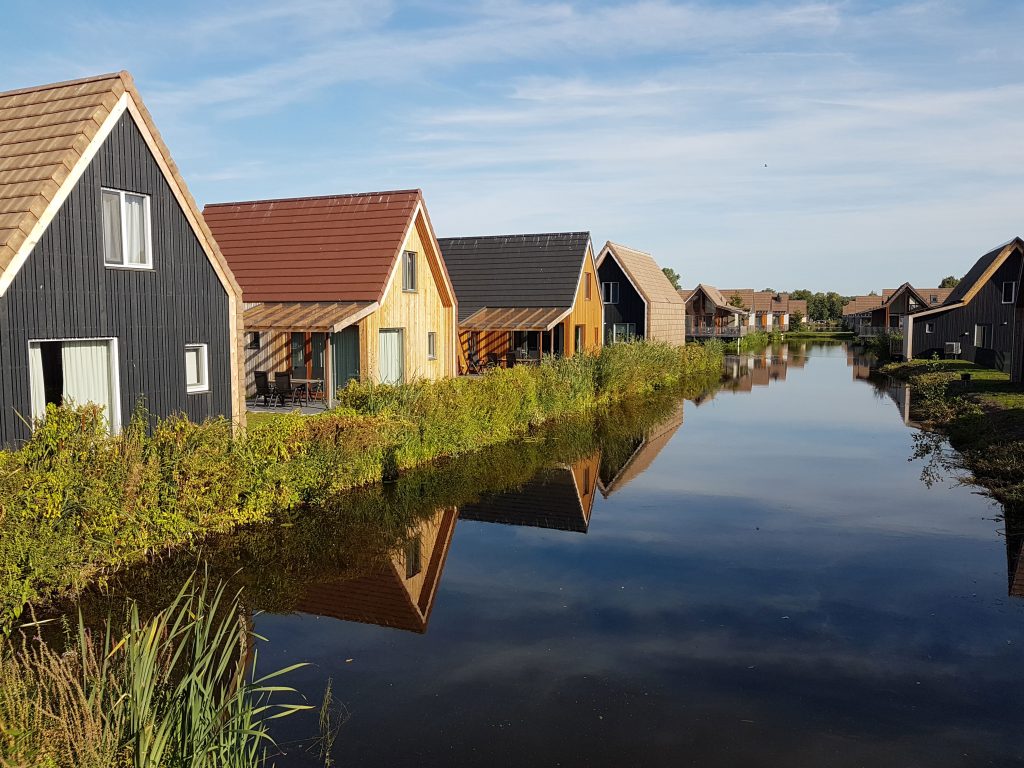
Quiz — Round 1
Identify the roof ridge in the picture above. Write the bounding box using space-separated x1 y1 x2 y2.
205 188 422 208
607 240 652 256
0 71 127 99
440 231 590 240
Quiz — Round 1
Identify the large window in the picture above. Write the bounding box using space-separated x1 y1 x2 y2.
925 322 934 334
602 282 620 304
402 250 417 292
102 188 151 268
610 323 637 343
974 324 992 349
427 331 437 360
1002 281 1017 304
185 344 209 393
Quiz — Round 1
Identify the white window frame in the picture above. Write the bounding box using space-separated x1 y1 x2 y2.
1002 281 1016 304
185 343 210 394
402 250 417 292
602 281 620 304
101 187 153 269
427 331 437 360
27 336 122 434
974 324 991 348
925 322 934 334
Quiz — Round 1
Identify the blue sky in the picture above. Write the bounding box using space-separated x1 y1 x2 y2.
3 0 1022 293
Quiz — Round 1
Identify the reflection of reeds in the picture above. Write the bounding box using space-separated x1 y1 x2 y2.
0 573 309 767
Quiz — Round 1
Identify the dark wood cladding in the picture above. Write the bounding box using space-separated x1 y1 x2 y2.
0 112 231 444
597 256 646 338
912 250 1023 371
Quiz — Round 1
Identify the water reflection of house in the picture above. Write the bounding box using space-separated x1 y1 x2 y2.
697 348 807 402
598 403 684 497
293 506 458 633
1004 511 1024 599
846 348 874 382
458 453 601 533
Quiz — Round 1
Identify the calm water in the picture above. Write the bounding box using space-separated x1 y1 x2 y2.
85 343 1024 766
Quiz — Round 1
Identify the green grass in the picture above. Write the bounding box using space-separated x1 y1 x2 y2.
881 357 1024 504
784 330 855 339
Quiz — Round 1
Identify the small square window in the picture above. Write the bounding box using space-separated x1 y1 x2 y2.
930 294 938 304
247 332 261 350
925 322 934 334
102 188 152 268
427 331 437 360
403 251 417 292
1002 281 1016 304
602 282 620 304
185 344 209 393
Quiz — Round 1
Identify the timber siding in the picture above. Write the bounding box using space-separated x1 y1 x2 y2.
0 113 232 443
598 255 645 340
910 245 1023 372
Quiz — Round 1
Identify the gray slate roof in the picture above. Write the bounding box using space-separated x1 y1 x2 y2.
946 241 1014 304
437 232 591 322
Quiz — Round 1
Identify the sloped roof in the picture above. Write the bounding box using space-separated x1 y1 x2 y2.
682 284 745 314
460 306 566 331
0 71 240 299
438 232 591 323
598 242 685 306
458 465 590 533
244 300 375 333
946 238 1024 305
599 402 684 496
204 190 425 303
843 295 887 315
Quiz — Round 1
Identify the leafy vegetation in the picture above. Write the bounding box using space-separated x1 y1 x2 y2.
939 275 960 288
661 266 681 289
0 573 309 767
0 341 724 633
881 358 1024 505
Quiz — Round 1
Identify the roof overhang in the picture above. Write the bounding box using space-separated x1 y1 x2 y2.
245 301 377 333
461 306 570 331
906 301 966 319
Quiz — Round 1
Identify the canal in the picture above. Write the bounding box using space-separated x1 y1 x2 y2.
85 343 1024 766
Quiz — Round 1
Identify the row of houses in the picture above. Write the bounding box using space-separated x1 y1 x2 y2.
0 71 688 445
678 286 807 338
843 240 1024 380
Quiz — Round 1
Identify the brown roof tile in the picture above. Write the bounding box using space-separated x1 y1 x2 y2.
204 190 423 303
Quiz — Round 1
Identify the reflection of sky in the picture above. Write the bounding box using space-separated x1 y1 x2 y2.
259 345 1024 767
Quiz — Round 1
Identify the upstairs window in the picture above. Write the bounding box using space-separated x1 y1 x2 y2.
402 250 417 292
930 294 938 304
1002 281 1017 304
185 344 209 393
102 188 151 268
925 322 935 334
585 272 592 300
602 282 620 304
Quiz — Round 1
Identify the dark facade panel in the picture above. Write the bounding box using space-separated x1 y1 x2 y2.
598 256 645 338
912 252 1022 371
439 233 589 321
0 113 231 444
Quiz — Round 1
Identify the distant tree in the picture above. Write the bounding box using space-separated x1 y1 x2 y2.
790 289 814 301
939 275 960 288
662 267 681 290
868 290 879 296
791 310 805 330
728 294 745 308
761 287 775 293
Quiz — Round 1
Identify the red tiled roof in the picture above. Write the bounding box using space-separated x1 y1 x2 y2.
203 189 422 303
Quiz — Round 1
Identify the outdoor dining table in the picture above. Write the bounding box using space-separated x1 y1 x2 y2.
291 378 325 404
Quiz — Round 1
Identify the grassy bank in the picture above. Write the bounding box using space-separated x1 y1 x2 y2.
880 358 1024 505
0 341 723 632
784 329 854 340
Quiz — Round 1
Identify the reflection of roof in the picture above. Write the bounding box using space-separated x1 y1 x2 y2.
459 461 596 533
205 190 426 303
439 232 591 322
599 402 684 496
460 306 566 331
293 507 457 634
244 301 376 332
599 242 685 305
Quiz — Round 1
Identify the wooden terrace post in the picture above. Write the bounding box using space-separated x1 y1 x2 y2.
324 331 333 408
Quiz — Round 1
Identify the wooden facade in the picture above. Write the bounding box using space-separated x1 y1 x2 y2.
0 73 244 445
596 242 686 346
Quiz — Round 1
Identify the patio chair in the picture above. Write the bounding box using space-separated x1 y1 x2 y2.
505 351 518 368
253 370 278 407
467 350 486 374
274 372 304 406
486 353 500 368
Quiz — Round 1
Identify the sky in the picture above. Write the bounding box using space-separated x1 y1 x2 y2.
2 0 1022 294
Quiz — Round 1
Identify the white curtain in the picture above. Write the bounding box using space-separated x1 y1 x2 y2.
124 194 147 265
101 190 122 264
28 343 45 421
61 341 113 430
378 330 404 385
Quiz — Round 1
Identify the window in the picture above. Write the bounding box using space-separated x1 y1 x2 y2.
925 322 934 334
611 323 637 343
585 272 592 300
930 294 938 304
404 536 422 579
602 282 620 304
574 324 584 353
102 188 151 268
402 250 417 292
247 332 261 350
427 331 437 360
974 323 992 349
185 344 209 393
469 331 479 357
1002 281 1017 304
290 332 305 376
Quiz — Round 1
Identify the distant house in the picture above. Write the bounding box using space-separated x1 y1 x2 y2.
843 293 892 334
438 232 602 370
458 453 601 533
293 506 457 634
595 242 686 345
868 283 953 333
681 287 804 337
906 239 1023 375
598 403 684 497
204 190 457 398
0 72 244 444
